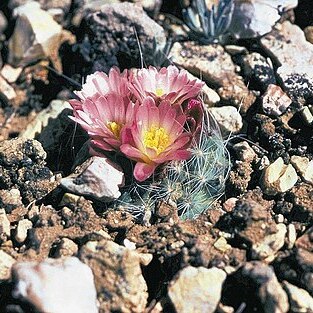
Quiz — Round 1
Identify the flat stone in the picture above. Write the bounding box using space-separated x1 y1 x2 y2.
261 157 298 195
229 0 298 39
261 84 292 116
170 41 256 113
301 105 313 125
61 156 124 202
8 1 75 71
286 224 297 249
291 155 313 184
283 281 313 313
261 21 313 102
80 239 149 313
0 250 15 280
54 238 78 258
168 266 226 313
15 219 32 244
12 257 98 313
209 106 243 135
0 208 11 238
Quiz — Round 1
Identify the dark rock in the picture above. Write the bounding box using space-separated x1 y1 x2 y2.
82 2 166 72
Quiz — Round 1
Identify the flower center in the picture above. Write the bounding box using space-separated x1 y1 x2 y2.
155 87 164 97
143 126 169 155
107 121 123 138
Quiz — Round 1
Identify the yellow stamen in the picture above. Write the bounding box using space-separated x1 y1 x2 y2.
155 87 164 97
107 121 122 138
144 126 169 155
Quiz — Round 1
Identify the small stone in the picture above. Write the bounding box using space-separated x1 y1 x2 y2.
8 2 75 71
15 219 32 244
61 156 124 201
0 10 8 33
0 208 11 238
209 106 243 135
0 74 17 102
240 261 289 313
229 0 298 39
80 239 148 313
241 53 276 91
0 64 23 84
214 237 231 253
0 250 15 280
232 141 256 163
291 155 313 184
168 266 226 313
275 214 284 224
283 281 313 313
304 25 313 44
286 224 297 249
54 238 78 258
223 197 237 212
262 157 298 195
301 105 313 125
261 84 292 116
11 257 98 313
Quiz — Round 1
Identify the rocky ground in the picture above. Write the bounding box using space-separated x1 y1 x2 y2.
0 0 312 312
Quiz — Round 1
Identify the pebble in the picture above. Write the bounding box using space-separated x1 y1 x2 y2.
291 155 313 184
304 25 313 44
214 237 231 253
286 224 297 249
0 250 16 280
15 219 32 244
0 10 8 33
232 141 256 163
168 266 226 313
169 41 256 113
261 84 292 116
209 106 243 136
12 257 98 313
54 238 78 258
283 281 313 313
0 208 11 238
80 239 149 312
0 64 23 84
240 261 289 313
61 156 124 202
261 157 298 195
0 74 17 102
8 2 75 71
301 105 313 125
241 52 276 91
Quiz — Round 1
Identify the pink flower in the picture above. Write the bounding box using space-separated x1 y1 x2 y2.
69 93 138 151
130 65 204 105
120 97 192 181
73 67 130 103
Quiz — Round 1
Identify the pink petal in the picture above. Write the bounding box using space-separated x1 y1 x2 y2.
133 162 157 182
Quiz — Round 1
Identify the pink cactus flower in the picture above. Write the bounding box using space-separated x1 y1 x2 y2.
73 67 130 103
120 97 192 181
130 65 204 105
69 93 138 151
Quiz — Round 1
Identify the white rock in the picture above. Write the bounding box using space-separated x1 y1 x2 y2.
15 219 32 244
54 238 78 258
283 281 313 313
0 64 22 84
286 224 296 249
0 208 11 237
229 0 298 39
0 74 17 101
209 106 243 135
168 266 226 313
262 157 298 195
0 251 15 280
301 105 313 125
12 257 98 313
262 84 292 116
8 1 75 71
61 156 124 201
290 155 313 185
